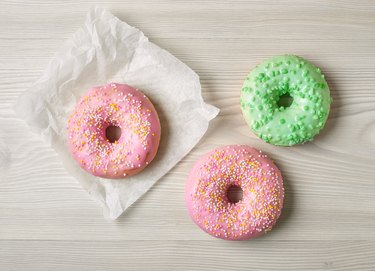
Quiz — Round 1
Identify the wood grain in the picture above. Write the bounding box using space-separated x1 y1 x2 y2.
1 241 375 271
1 0 375 270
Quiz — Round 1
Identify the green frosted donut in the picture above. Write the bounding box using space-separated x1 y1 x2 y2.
240 55 332 146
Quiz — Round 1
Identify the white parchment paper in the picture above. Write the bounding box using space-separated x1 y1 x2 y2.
14 7 219 220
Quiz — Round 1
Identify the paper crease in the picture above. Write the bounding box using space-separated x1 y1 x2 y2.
14 7 219 220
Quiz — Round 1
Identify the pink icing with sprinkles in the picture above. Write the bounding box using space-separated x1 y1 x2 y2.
185 145 284 240
67 83 161 179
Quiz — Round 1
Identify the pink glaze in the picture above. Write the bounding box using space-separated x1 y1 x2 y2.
185 145 284 240
67 83 161 179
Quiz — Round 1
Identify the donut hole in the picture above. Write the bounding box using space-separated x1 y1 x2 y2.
106 125 121 143
226 185 243 204
277 93 294 108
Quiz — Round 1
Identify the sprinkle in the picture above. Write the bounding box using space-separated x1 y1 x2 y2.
67 83 160 178
188 145 284 240
240 55 331 146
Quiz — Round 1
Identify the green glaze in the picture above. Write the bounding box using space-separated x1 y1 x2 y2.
240 55 332 146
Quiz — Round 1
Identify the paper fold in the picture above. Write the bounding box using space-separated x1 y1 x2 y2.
14 7 219 220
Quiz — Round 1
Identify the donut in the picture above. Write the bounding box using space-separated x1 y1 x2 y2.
185 145 284 240
67 83 161 179
240 55 332 146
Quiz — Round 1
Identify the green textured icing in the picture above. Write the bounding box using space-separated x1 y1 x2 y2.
240 55 332 146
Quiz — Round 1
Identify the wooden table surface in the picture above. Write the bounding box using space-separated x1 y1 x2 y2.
1 1 375 270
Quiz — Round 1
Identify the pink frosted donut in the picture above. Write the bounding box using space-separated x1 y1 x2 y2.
185 145 284 240
67 83 161 179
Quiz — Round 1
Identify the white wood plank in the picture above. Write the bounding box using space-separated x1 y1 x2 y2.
0 0 375 270
1 241 375 271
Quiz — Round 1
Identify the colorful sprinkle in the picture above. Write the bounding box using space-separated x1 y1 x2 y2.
67 83 161 179
186 145 284 240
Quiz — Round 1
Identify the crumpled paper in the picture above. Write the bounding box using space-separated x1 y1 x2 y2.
14 7 219 220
